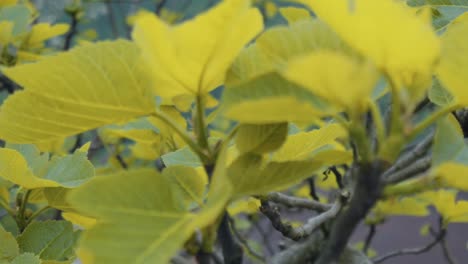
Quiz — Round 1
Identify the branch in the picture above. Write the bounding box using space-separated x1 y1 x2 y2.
362 224 376 255
306 178 320 201
271 231 325 264
383 156 431 185
315 161 385 264
261 192 332 212
260 194 345 241
63 8 79 50
382 132 433 179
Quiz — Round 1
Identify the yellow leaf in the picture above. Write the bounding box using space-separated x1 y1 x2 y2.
62 212 96 229
163 165 208 208
0 149 60 189
437 13 468 106
132 0 263 99
419 190 468 224
0 40 155 144
0 21 13 45
283 50 379 114
69 166 227 263
0 0 17 7
26 23 69 48
69 169 196 263
228 197 260 216
0 186 9 205
298 0 440 103
0 145 94 189
272 123 347 162
279 7 310 24
227 153 322 196
432 163 468 191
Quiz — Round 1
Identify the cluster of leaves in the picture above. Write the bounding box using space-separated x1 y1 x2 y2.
0 0 468 263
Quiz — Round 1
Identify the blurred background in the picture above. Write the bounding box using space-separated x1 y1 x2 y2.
2 0 468 263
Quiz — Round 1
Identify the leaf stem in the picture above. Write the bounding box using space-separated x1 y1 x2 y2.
152 111 210 162
26 206 52 225
17 189 31 231
195 95 211 155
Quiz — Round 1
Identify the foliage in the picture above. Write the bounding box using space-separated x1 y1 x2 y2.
0 0 467 263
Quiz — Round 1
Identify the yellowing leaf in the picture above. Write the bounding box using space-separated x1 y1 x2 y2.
432 163 468 191
0 225 18 262
236 123 288 154
0 145 94 189
0 0 17 7
0 149 60 189
0 40 155 144
62 212 96 229
27 23 69 48
223 73 331 123
279 7 310 24
69 168 195 263
163 165 208 208
283 51 379 114
227 153 322 196
132 0 263 99
227 197 260 216
0 20 13 45
437 13 468 106
298 0 440 103
419 190 468 224
273 123 347 162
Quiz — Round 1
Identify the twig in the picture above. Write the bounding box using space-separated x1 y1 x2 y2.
373 228 445 264
430 221 457 264
384 156 431 184
306 178 320 201
362 224 376 255
155 0 167 15
262 192 332 212
271 231 325 264
63 8 79 50
315 161 385 264
260 195 344 241
329 166 344 189
382 132 433 179
228 216 265 262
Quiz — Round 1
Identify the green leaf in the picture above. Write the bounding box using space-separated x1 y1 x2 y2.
0 40 155 144
428 77 454 106
0 145 94 189
161 147 202 167
0 226 18 262
68 168 196 264
10 253 41 264
227 153 322 196
43 188 73 212
432 116 468 166
17 221 75 261
236 123 288 154
0 5 31 36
